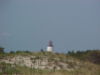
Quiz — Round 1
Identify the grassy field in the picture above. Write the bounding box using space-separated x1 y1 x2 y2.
0 62 100 75
0 50 100 75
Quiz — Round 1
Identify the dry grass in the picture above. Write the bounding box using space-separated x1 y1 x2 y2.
0 62 100 75
19 62 100 75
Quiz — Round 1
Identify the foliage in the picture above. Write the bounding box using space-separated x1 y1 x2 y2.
0 47 4 54
0 48 100 75
0 62 20 74
67 50 100 64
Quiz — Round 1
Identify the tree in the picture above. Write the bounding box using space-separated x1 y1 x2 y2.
85 50 100 64
9 51 15 54
0 47 4 54
40 49 44 52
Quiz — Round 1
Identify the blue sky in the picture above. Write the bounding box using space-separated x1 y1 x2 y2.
0 0 100 52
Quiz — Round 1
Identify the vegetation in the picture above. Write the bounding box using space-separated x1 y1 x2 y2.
0 63 100 75
67 50 100 64
0 62 20 75
0 47 100 75
0 47 4 54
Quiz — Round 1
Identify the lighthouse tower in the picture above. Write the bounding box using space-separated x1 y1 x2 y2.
46 40 54 52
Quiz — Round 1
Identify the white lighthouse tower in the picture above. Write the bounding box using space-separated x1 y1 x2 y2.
46 40 54 52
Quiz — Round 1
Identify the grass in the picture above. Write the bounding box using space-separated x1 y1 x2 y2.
0 63 100 75
0 50 100 75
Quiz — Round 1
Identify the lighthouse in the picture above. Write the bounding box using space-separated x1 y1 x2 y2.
46 40 54 52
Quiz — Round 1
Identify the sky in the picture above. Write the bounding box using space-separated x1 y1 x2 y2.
0 0 100 52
